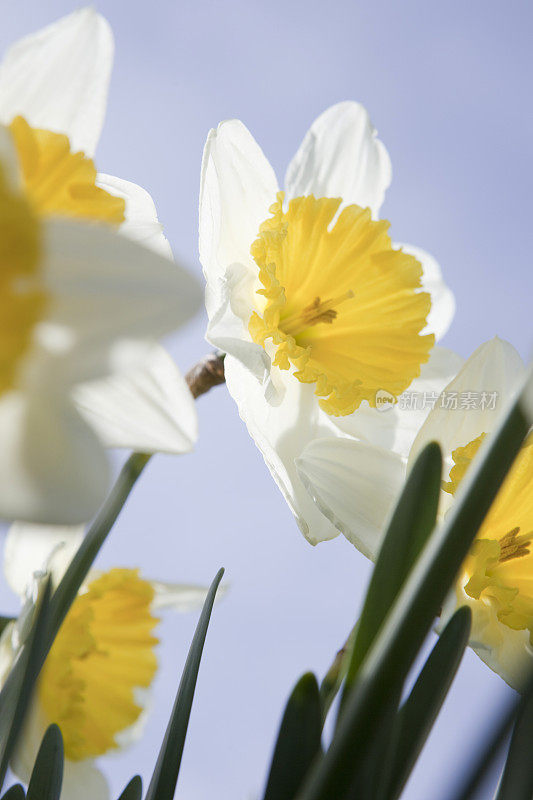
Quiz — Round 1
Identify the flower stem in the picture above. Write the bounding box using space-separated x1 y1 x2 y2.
185 351 225 398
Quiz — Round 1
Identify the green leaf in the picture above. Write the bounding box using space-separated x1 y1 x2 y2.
26 725 63 800
0 580 51 789
1 785 25 800
493 674 533 800
295 381 530 800
346 686 401 800
263 673 322 800
117 776 143 800
388 606 472 799
145 568 224 800
341 441 442 706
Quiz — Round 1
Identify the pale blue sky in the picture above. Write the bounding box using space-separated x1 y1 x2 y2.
1 1 532 798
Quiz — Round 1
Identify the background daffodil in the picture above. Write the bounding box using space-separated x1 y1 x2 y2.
200 101 458 544
0 125 200 526
0 8 200 459
0 522 210 800
298 337 532 688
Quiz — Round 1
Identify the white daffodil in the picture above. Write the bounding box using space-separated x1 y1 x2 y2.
298 338 533 688
0 522 211 800
200 101 458 543
0 119 200 525
0 8 199 460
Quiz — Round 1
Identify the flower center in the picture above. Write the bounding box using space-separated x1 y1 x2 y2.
248 192 434 416
38 569 158 761
9 116 125 223
0 159 45 395
443 433 533 640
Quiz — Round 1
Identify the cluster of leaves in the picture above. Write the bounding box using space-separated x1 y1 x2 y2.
0 385 532 799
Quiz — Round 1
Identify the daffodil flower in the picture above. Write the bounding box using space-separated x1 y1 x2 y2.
0 523 211 800
0 119 199 524
200 102 457 543
0 8 199 459
298 338 533 687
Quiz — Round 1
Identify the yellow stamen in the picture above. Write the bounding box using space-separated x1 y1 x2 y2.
38 569 158 761
281 291 355 336
0 161 45 395
498 527 531 563
9 116 125 224
444 433 533 640
248 192 434 416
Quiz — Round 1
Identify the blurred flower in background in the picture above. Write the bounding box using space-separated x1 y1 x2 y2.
0 522 209 800
0 8 202 528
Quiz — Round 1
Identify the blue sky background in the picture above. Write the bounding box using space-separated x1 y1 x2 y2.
1 1 532 798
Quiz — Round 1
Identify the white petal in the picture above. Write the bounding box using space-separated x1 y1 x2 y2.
4 521 83 597
331 346 464 459
224 355 339 545
0 8 112 156
37 217 201 386
61 760 110 800
200 119 278 285
205 261 272 381
284 101 392 216
199 120 279 369
409 338 526 471
96 174 173 258
398 242 455 341
440 583 533 691
74 344 198 455
297 438 406 559
150 581 211 611
0 390 109 525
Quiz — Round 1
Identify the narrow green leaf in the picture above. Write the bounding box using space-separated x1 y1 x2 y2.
0 581 51 789
341 441 442 704
263 673 322 800
494 675 533 800
346 686 401 800
145 568 224 800
295 380 530 800
388 606 472 799
1 785 25 800
26 725 63 800
117 776 143 800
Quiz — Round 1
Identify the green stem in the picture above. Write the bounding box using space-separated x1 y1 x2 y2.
48 451 151 640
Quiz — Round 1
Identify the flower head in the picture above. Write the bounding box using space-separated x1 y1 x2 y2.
297 338 533 687
0 9 203 524
0 523 210 799
200 102 456 543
